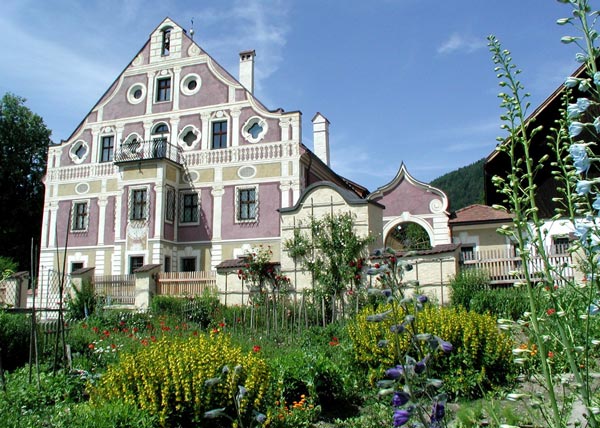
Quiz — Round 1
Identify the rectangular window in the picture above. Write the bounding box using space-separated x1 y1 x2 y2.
180 192 198 223
129 256 144 274
237 187 257 221
553 236 570 255
211 121 228 149
100 135 114 162
165 187 175 222
180 257 196 272
130 189 148 221
164 256 171 273
460 244 475 262
71 262 84 273
72 201 88 231
156 77 171 102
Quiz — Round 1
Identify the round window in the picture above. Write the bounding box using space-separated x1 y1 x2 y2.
127 83 146 104
181 73 201 96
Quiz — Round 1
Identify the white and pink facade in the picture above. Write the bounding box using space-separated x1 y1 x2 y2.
37 18 359 289
38 18 457 298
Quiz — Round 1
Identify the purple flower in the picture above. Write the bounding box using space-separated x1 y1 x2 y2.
430 400 446 425
569 121 585 137
416 294 428 304
576 180 594 195
435 336 453 353
385 365 404 380
392 391 410 407
415 355 429 374
393 409 411 427
390 323 406 334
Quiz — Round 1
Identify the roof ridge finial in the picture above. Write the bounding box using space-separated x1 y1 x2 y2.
189 18 195 40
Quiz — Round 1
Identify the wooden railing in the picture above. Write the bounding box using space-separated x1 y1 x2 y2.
462 249 574 286
156 271 217 297
94 274 136 305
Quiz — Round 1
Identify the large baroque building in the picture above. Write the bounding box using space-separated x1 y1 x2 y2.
38 18 453 295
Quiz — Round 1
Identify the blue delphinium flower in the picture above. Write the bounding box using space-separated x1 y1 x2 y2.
589 301 600 316
594 117 600 133
414 355 429 374
416 294 428 304
593 195 600 211
393 409 412 427
570 143 591 174
576 180 594 195
595 72 600 86
565 76 579 88
569 121 585 137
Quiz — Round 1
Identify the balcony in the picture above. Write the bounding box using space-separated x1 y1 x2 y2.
113 139 182 165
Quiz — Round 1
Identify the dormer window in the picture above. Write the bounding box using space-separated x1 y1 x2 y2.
162 27 171 56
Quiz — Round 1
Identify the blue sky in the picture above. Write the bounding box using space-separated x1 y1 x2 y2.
0 0 581 191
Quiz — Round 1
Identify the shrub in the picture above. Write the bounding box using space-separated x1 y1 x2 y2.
91 333 270 427
55 401 158 428
0 311 31 371
65 280 97 320
469 286 531 320
347 304 517 398
449 269 489 310
151 290 221 328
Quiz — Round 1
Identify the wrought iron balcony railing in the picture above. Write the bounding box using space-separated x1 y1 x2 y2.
113 139 181 165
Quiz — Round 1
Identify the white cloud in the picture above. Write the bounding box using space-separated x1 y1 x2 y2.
437 32 485 55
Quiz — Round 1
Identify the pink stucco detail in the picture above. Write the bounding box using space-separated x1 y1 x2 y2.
221 182 281 240
179 64 229 110
55 200 98 247
177 187 212 241
103 196 115 245
377 179 439 217
103 74 147 121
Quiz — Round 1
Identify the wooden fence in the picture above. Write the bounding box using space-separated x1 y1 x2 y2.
93 274 135 305
462 249 574 286
156 271 217 297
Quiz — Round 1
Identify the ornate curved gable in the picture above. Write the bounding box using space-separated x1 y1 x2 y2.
368 163 451 246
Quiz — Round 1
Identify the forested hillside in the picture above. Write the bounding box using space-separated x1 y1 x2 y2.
430 158 485 211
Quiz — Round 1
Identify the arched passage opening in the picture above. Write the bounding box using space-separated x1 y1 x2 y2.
384 221 432 252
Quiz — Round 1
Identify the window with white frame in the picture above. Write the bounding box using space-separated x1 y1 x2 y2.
236 186 257 222
100 135 114 162
156 77 172 102
129 256 144 274
242 116 268 143
179 191 198 224
72 201 89 231
211 120 228 149
130 188 148 221
180 257 196 272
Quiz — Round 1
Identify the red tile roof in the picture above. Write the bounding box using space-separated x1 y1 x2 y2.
449 204 513 225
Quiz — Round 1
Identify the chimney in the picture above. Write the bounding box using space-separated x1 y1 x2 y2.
239 50 256 93
312 112 330 167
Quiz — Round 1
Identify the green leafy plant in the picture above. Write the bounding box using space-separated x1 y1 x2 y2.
0 310 31 371
66 280 97 320
283 212 374 322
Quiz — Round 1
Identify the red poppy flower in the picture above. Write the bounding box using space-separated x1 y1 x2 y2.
547 308 556 316
253 345 261 352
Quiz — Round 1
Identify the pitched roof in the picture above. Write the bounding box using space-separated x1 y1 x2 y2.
449 204 513 225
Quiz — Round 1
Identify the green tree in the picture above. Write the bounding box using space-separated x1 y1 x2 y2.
284 212 373 322
0 94 51 272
